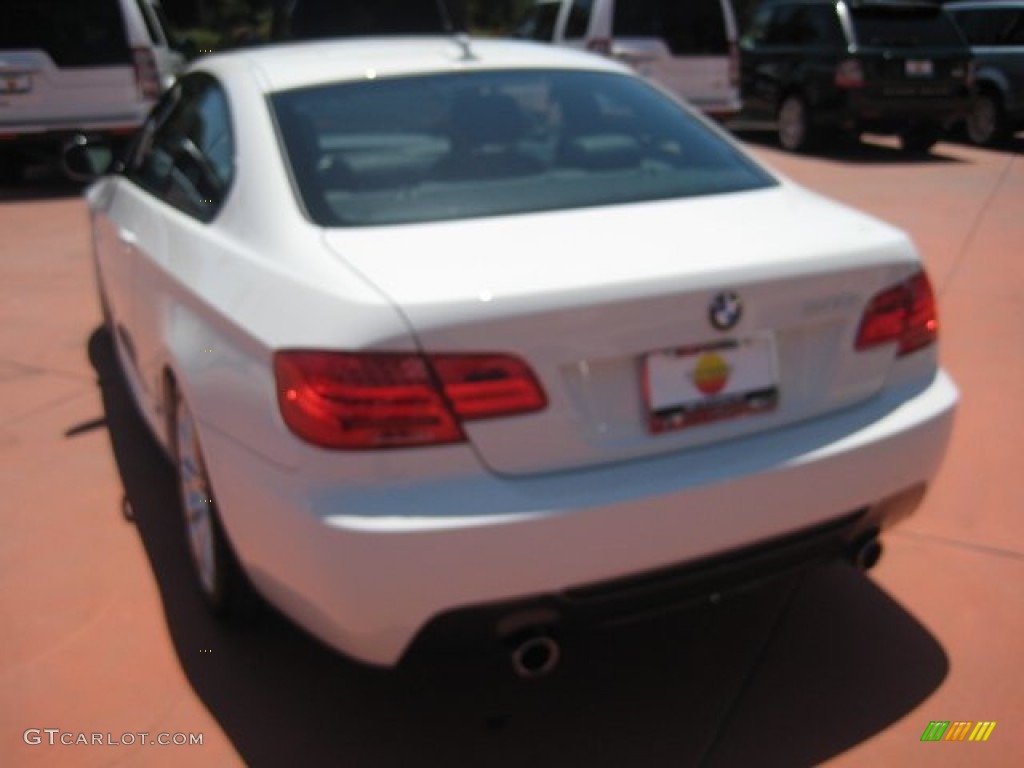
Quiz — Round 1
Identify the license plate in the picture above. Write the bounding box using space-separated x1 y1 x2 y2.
0 74 32 94
644 336 779 434
905 60 933 77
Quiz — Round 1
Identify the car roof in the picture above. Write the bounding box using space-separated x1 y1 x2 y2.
197 36 628 94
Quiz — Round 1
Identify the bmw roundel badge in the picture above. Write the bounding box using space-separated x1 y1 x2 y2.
709 291 743 331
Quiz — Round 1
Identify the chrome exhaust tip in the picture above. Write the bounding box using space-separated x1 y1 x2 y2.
510 634 560 679
849 535 883 571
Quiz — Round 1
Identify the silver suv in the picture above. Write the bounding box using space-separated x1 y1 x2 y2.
516 0 742 119
0 0 185 182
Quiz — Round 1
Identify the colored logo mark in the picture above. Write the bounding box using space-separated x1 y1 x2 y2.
921 721 996 742
692 352 731 395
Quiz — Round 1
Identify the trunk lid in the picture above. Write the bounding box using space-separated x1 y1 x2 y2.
323 185 920 476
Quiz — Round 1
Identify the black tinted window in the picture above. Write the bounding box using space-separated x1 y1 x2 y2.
518 3 561 41
127 76 235 221
851 6 966 47
614 0 729 54
566 0 595 38
1 0 130 67
272 70 775 227
766 4 845 45
952 8 1024 46
743 6 776 44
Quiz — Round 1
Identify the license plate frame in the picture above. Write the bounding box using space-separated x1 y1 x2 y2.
643 336 779 434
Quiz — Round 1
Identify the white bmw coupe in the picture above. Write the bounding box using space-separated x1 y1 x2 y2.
79 36 957 676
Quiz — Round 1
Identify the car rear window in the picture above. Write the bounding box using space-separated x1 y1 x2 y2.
613 0 730 54
272 69 775 227
1 0 131 67
951 8 1024 46
850 5 966 47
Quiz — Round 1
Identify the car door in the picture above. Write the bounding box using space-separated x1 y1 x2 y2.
103 74 234 419
127 74 235 411
90 85 182 389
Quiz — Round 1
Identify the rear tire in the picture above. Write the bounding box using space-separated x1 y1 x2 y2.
171 387 258 618
965 91 1008 147
899 125 940 154
777 95 817 152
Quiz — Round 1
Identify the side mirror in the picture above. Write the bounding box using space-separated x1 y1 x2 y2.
62 135 116 182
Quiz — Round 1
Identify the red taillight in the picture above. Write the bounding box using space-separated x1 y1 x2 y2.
587 37 613 56
132 47 161 100
855 271 938 356
430 354 547 420
835 59 865 89
273 351 546 450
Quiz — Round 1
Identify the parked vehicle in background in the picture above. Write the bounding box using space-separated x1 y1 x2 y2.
515 0 742 118
0 0 186 182
947 0 1024 145
271 0 461 40
739 0 974 152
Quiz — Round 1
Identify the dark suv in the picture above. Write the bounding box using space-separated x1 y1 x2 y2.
947 1 1024 145
739 0 974 152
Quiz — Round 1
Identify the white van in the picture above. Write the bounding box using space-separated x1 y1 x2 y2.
0 0 186 182
516 0 742 118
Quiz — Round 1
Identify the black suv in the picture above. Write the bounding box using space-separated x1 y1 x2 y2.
739 0 974 152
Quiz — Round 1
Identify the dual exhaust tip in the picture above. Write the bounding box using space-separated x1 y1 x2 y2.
848 533 884 571
501 535 884 679
499 609 561 680
509 634 560 679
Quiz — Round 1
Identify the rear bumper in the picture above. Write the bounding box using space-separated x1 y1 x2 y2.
201 369 957 667
816 92 972 132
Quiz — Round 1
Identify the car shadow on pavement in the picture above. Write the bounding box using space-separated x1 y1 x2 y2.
86 327 948 767
945 131 1024 155
732 129 968 166
0 164 86 203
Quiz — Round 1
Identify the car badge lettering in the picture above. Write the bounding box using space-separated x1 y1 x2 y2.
709 291 742 331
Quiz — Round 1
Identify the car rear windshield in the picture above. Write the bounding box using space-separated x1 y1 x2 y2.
272 69 775 227
850 5 966 47
2 0 131 67
613 0 730 54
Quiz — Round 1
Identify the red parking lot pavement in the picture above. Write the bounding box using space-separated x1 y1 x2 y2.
2 134 1022 767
